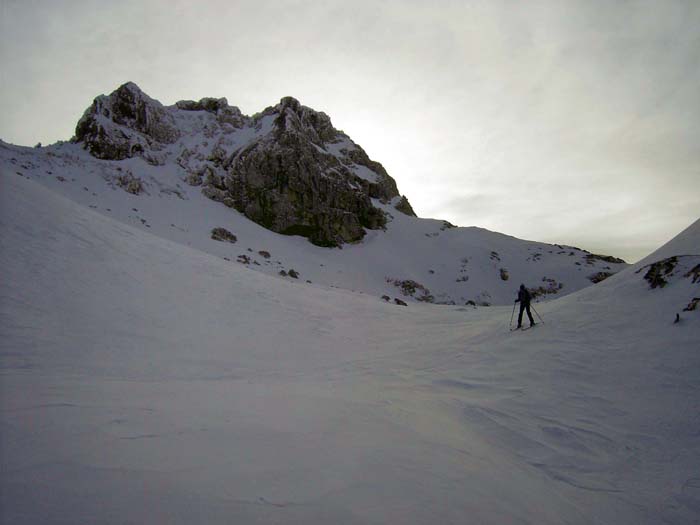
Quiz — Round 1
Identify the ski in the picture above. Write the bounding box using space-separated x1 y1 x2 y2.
510 324 537 332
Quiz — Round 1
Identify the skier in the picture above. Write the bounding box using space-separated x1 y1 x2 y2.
515 284 535 329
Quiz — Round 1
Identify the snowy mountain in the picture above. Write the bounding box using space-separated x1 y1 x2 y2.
1 169 698 524
0 81 628 306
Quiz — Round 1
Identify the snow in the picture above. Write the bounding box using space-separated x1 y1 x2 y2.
348 162 378 183
323 134 354 156
1 171 698 524
636 218 700 265
324 135 379 182
0 140 628 306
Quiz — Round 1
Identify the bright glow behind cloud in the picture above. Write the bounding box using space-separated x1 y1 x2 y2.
1 0 698 262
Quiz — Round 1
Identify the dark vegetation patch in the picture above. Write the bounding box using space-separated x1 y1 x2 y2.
639 256 678 289
530 277 563 298
684 298 700 312
588 272 614 284
685 264 700 284
586 253 626 265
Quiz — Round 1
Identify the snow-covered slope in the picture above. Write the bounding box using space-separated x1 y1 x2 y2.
1 172 698 524
0 81 630 305
0 128 626 306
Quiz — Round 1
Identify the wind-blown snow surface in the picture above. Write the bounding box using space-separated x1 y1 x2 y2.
1 173 699 524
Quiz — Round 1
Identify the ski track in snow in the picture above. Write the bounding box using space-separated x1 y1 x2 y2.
1 170 699 524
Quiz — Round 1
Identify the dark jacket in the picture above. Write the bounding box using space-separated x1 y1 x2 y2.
517 287 531 305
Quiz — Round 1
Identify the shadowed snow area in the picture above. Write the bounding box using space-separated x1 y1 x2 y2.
1 173 699 524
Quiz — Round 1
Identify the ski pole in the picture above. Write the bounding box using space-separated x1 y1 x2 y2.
531 304 545 324
509 301 516 329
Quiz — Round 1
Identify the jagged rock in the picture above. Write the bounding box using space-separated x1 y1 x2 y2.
394 195 416 216
642 257 678 289
203 168 224 189
72 85 415 247
288 269 299 279
210 227 237 243
221 97 390 247
394 298 408 306
586 253 627 265
176 97 232 114
185 172 202 186
258 250 271 259
74 82 179 160
116 173 144 195
685 264 700 284
589 271 614 284
208 144 228 166
683 297 699 312
340 145 400 202
202 186 227 203
381 295 391 302
272 96 338 144
387 278 434 303
529 277 563 298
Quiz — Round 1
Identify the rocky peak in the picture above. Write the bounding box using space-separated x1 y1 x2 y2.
72 83 417 246
175 97 231 113
175 96 247 129
271 97 337 146
73 82 179 161
260 97 412 211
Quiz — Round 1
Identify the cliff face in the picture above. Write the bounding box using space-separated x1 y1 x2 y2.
220 97 390 247
73 82 415 246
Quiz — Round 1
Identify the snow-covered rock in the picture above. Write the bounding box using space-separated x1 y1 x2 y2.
71 83 411 247
0 82 630 304
222 96 388 247
74 82 179 161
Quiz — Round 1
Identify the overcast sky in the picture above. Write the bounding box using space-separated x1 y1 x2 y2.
1 0 698 262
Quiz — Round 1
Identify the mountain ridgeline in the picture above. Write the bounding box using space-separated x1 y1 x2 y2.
0 81 631 305
73 82 414 247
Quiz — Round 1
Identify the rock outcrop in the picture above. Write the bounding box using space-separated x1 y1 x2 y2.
210 227 237 243
221 97 390 247
74 82 179 161
73 83 416 247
